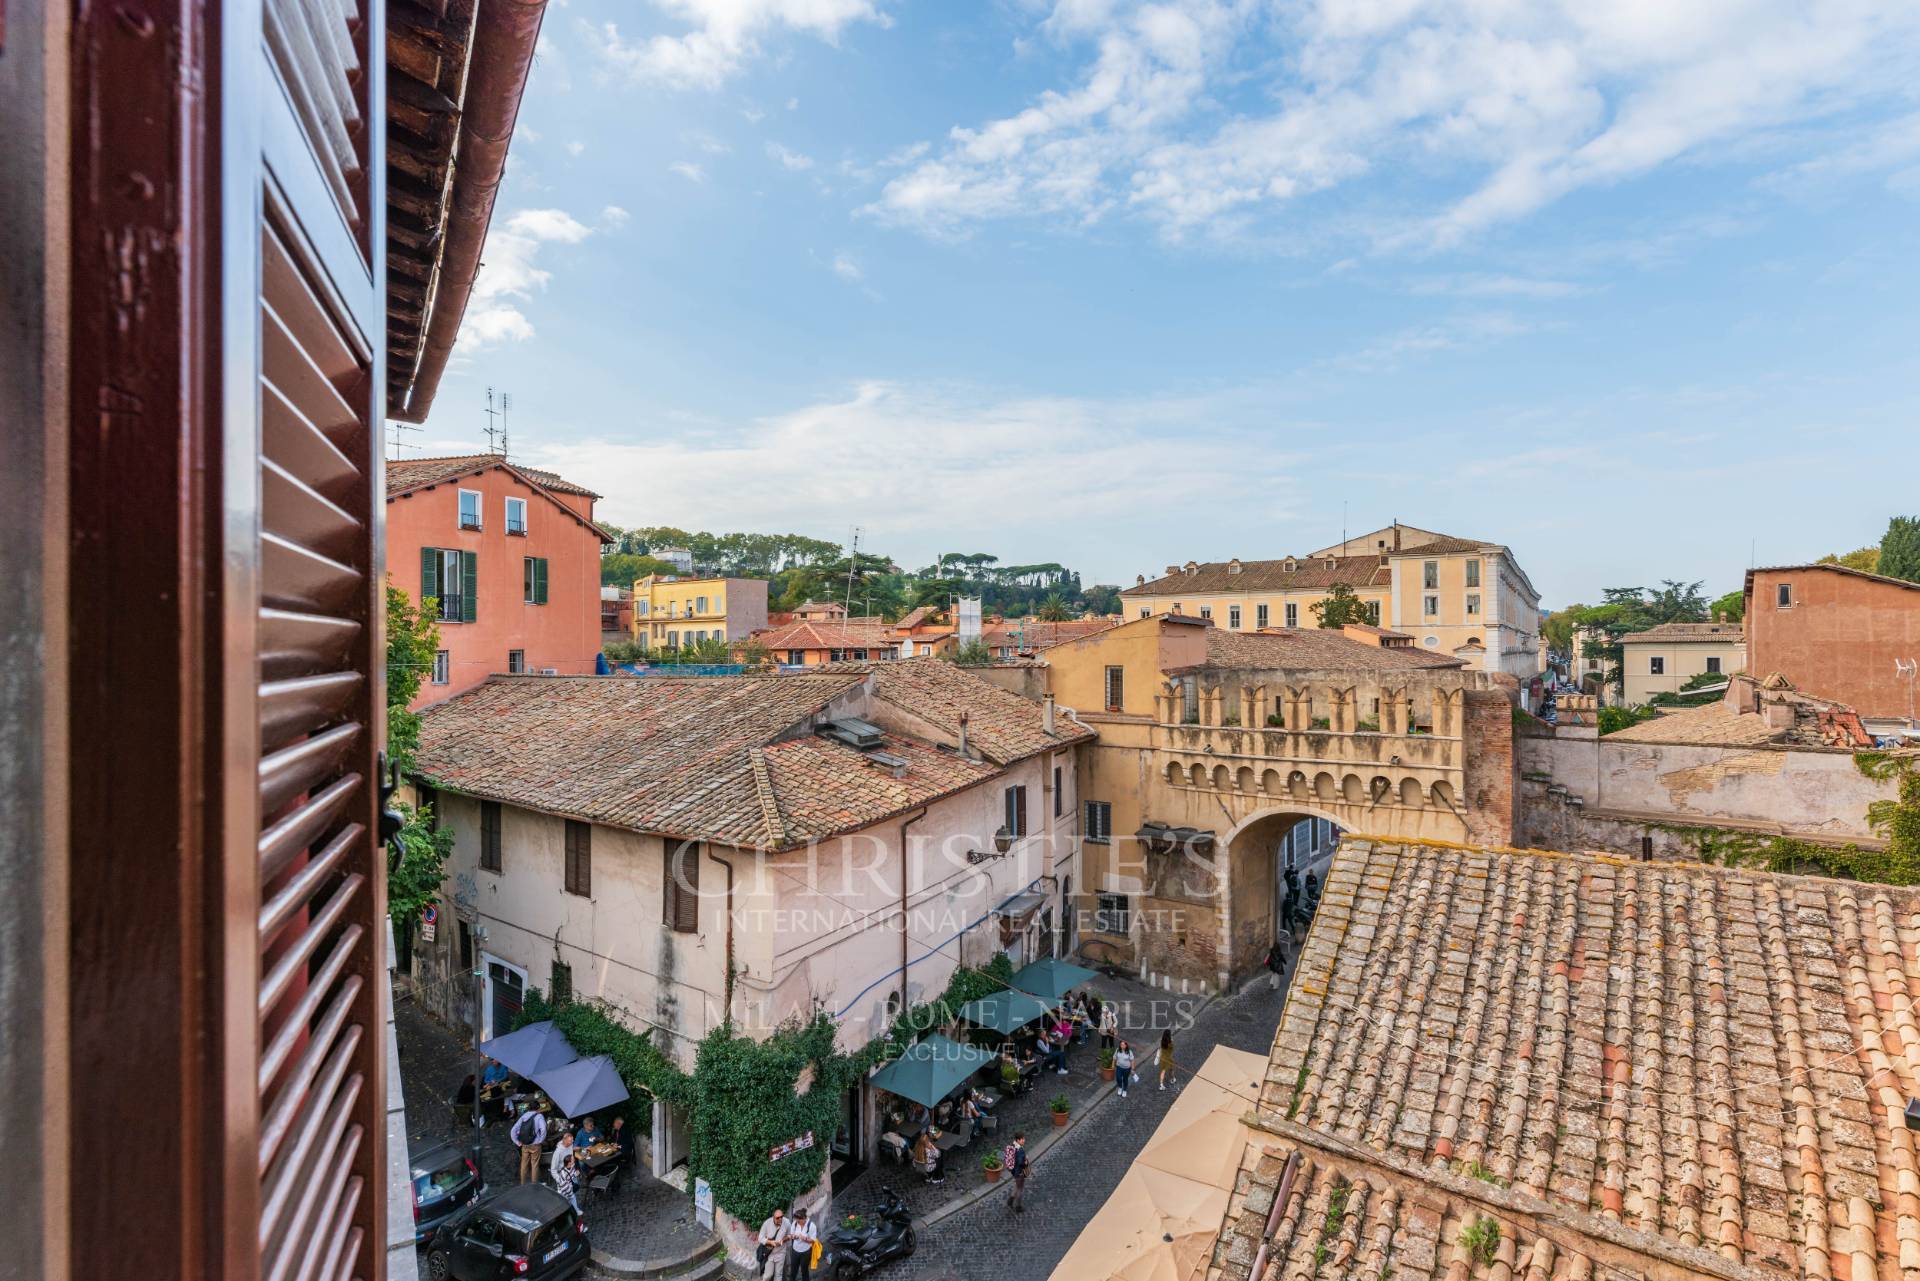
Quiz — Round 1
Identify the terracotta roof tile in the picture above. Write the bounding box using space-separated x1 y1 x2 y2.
1620 622 1746 645
753 619 894 652
1185 626 1468 671
385 453 600 498
1124 555 1393 596
1217 838 1920 1281
862 657 1095 764
987 618 1117 650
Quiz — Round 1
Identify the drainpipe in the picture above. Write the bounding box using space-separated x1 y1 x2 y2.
897 809 929 1018
707 844 738 1025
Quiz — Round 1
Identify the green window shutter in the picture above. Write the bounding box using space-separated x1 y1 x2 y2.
460 550 477 623
535 558 549 605
421 546 439 603
523 557 533 603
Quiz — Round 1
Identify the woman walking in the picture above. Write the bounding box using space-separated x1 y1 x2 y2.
1156 1030 1175 1092
1113 1039 1136 1099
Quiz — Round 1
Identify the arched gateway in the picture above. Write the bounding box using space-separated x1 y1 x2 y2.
1043 612 1519 993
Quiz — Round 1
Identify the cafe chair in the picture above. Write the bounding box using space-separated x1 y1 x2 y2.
588 1169 618 1200
912 1151 943 1184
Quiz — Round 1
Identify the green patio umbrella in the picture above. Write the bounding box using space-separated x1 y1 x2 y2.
867 1033 996 1108
1009 958 1100 1003
955 989 1053 1035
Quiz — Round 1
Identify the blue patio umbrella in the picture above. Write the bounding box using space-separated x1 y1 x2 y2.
530 1054 631 1119
1008 958 1100 1003
477 1019 579 1077
955 989 1053 1035
867 1034 996 1108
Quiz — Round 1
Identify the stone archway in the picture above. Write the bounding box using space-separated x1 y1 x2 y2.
1218 805 1345 986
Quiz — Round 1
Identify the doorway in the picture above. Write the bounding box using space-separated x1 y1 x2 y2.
482 955 527 1040
830 1084 866 1195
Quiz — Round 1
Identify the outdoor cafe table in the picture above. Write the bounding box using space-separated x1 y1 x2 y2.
576 1142 622 1172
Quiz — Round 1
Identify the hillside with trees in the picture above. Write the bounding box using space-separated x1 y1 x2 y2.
597 525 1123 619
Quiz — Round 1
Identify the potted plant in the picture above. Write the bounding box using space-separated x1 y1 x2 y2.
982 1151 1003 1182
1050 1093 1071 1126
1099 1047 1115 1081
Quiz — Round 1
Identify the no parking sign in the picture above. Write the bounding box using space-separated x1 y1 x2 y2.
420 902 437 943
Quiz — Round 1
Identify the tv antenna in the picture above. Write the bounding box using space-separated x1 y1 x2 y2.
484 388 513 457
843 526 862 618
386 419 423 457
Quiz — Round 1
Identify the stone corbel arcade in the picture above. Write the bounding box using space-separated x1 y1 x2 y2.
1124 675 1514 993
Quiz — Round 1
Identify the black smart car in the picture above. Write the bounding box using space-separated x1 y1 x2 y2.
409 1141 484 1246
424 1184 589 1281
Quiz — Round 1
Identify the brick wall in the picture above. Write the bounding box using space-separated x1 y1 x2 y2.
1462 689 1514 846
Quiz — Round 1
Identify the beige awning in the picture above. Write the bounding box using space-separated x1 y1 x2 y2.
1048 1044 1267 1281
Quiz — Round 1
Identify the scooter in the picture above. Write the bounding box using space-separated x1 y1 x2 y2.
818 1187 915 1279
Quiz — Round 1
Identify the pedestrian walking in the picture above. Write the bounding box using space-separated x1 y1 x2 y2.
1006 1133 1030 1213
783 1207 818 1279
552 1146 581 1214
509 1105 548 1184
755 1208 787 1280
1113 1040 1135 1098
1098 999 1118 1050
1264 938 1288 991
1157 1030 1175 1091
548 1127 576 1193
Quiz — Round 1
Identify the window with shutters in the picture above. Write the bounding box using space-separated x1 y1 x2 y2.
1104 665 1124 712
1229 605 1241 629
524 556 548 605
433 651 450 685
550 961 573 1005
481 801 503 872
664 841 701 933
1004 785 1028 838
421 546 476 622
1199 606 1212 620
506 496 528 536
1423 561 1439 589
1053 766 1063 816
1466 559 1481 588
459 489 483 530
1257 604 1269 628
564 820 592 897
1466 594 1480 616
1085 801 1112 844
1650 656 1665 675
1284 603 1298 628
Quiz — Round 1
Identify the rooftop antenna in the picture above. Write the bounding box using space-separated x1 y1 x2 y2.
843 526 862 619
386 419 422 458
1342 501 1348 551
483 387 513 457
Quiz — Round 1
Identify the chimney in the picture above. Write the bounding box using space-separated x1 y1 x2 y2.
1165 565 1181 578
1136 574 1145 586
1044 694 1057 735
958 711 970 758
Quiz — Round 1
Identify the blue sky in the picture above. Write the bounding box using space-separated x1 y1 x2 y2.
414 0 1920 608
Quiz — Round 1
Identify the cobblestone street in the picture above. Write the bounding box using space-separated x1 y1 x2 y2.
866 966 1293 1280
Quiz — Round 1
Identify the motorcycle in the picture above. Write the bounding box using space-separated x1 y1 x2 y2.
818 1187 915 1279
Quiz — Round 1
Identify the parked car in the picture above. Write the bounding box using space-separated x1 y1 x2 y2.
410 1140 483 1246
423 1184 588 1281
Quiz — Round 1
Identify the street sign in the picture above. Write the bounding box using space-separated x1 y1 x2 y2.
768 1130 815 1163
421 902 437 942
693 1177 713 1230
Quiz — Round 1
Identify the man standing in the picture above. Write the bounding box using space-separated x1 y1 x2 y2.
1006 1132 1030 1214
755 1208 787 1280
510 1106 548 1184
784 1207 818 1279
548 1126 577 1191
1098 999 1118 1051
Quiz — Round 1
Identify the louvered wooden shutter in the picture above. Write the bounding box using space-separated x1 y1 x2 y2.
256 0 385 1275
460 550 478 622
534 557 549 605
665 842 699 933
565 820 591 896
421 545 439 603
1017 786 1029 837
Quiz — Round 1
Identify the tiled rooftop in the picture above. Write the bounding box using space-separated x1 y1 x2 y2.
384 453 600 498
412 661 1087 846
1621 622 1746 645
1212 838 1920 1281
988 618 1116 650
1187 626 1468 672
1125 555 1394 596
753 618 895 652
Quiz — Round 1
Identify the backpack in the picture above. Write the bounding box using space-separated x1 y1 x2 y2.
1002 1142 1019 1170
511 1111 540 1147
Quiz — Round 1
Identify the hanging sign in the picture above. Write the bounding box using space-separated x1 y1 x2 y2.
768 1131 815 1163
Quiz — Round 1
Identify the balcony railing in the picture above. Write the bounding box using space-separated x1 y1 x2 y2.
507 518 527 536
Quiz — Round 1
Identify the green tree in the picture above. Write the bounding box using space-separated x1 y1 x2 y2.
1080 583 1122 615
1566 582 1707 696
1310 583 1370 629
1541 606 1582 656
1819 547 1881 574
1036 592 1070 621
600 552 683 587
1879 517 1920 584
945 640 993 667
384 584 454 920
1710 589 1745 623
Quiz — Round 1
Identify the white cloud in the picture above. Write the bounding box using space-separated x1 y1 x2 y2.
670 160 708 183
459 209 595 349
600 205 631 227
1404 274 1586 300
528 381 1309 564
868 0 1920 246
786 96 800 111
566 140 587 157
689 131 734 154
767 141 815 171
831 251 863 281
1326 312 1535 373
599 0 889 90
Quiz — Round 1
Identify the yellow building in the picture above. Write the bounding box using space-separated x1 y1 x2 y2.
1618 621 1745 706
1119 523 1542 680
630 574 769 650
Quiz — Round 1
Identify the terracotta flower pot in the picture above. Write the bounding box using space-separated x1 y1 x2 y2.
984 1165 1002 1182
1051 1109 1069 1126
1100 1066 1115 1081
